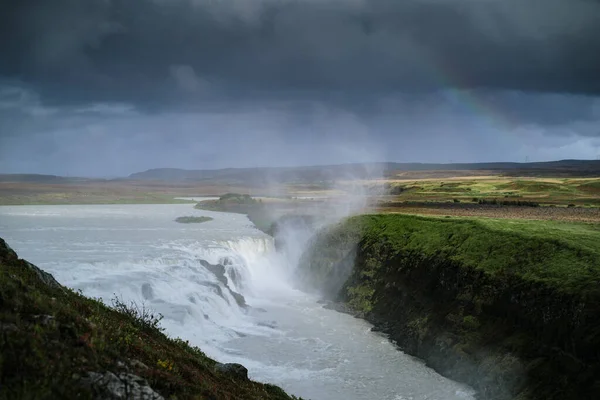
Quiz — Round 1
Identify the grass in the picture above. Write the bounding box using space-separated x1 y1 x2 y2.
342 214 600 296
0 238 301 400
382 176 600 206
378 176 600 223
194 194 280 234
194 193 260 212
175 216 214 224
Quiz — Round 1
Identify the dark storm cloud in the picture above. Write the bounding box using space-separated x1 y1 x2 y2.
2 0 600 176
2 0 600 106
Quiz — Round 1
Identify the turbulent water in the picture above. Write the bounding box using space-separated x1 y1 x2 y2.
0 204 474 400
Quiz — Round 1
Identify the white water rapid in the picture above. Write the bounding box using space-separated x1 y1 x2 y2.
0 204 474 400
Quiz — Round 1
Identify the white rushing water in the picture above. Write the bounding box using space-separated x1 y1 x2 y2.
0 204 474 400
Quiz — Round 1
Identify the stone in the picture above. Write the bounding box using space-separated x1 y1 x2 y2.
80 371 164 400
198 260 248 309
24 261 63 289
129 359 149 370
214 363 248 380
0 322 18 332
229 289 247 308
33 314 55 326
1 238 62 290
199 260 228 286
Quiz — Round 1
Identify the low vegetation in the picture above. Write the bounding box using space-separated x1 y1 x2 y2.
194 193 276 233
308 214 600 299
381 177 600 207
175 216 213 224
195 193 259 210
475 198 540 207
0 238 299 400
378 177 600 222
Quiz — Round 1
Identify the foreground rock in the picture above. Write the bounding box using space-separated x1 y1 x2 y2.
214 363 249 380
1 238 63 289
199 259 248 308
80 372 164 400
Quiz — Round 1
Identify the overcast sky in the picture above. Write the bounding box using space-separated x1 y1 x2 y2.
1 0 600 177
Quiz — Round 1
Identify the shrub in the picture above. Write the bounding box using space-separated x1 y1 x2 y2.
111 295 164 333
218 193 257 204
462 315 481 330
478 198 539 207
157 359 174 371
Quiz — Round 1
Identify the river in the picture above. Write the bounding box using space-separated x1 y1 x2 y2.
0 204 474 400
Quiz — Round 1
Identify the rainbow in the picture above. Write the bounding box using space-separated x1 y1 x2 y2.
419 51 519 131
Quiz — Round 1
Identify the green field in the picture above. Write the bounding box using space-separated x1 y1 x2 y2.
366 214 600 294
311 214 600 297
383 177 600 206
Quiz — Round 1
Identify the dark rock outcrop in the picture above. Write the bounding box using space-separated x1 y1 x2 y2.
199 259 247 308
214 363 249 380
0 238 63 290
227 268 243 290
229 290 247 308
199 260 228 286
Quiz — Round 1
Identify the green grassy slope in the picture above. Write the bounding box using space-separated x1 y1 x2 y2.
356 215 600 295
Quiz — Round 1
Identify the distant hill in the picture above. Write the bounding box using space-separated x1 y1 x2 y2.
0 174 85 183
0 175 110 185
4 160 599 185
388 159 600 172
128 164 388 186
128 160 600 183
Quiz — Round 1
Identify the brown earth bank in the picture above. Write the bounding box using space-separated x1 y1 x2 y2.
296 214 600 400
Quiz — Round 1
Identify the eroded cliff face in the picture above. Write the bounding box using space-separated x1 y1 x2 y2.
297 215 600 400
